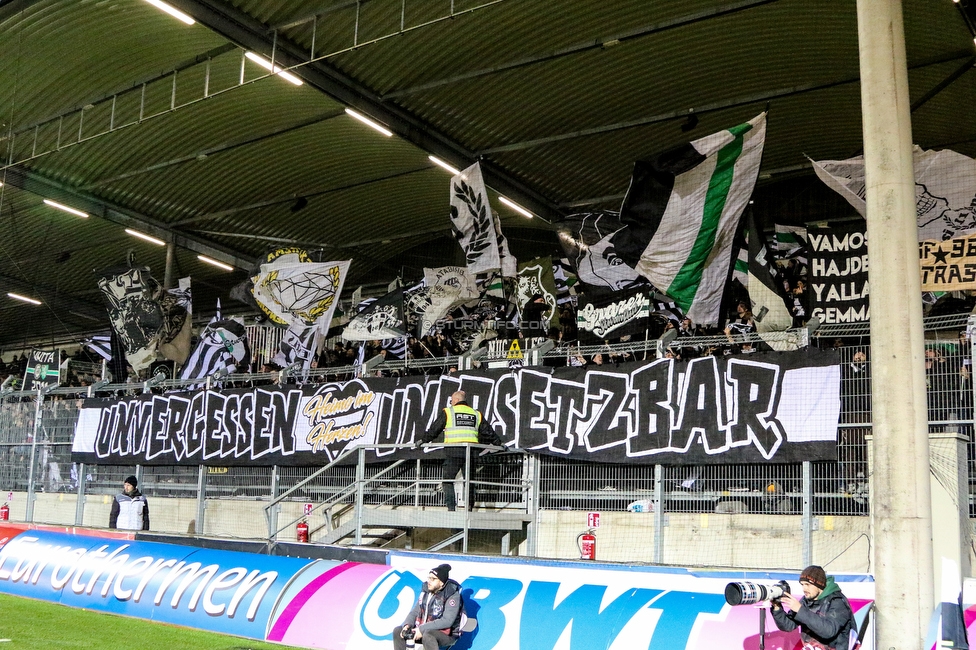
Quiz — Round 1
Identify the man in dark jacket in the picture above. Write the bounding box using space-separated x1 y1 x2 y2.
109 475 150 531
771 565 855 650
417 390 502 511
393 564 464 650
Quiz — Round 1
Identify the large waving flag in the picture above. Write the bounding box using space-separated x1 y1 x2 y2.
251 251 350 332
411 266 480 335
556 211 645 291
157 277 192 365
745 212 793 333
343 289 407 341
95 265 165 371
273 323 321 370
449 162 517 277
611 113 767 324
812 145 976 242
180 315 250 381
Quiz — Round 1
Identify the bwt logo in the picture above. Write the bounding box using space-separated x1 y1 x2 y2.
358 570 725 650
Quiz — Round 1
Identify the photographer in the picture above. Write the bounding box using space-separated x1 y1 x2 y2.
394 564 464 650
771 565 855 650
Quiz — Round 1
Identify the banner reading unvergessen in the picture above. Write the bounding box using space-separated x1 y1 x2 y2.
72 351 841 467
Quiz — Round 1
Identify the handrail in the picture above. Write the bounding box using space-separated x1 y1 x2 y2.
266 442 519 542
265 446 358 511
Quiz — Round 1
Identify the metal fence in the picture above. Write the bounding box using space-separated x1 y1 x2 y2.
0 315 973 571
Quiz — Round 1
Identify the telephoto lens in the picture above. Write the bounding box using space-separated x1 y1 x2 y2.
725 580 792 605
725 581 765 606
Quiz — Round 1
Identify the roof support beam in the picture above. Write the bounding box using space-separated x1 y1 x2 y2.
0 272 106 323
164 0 561 222
479 50 974 156
910 55 976 113
1 167 253 269
172 165 429 227
382 0 780 100
80 109 345 191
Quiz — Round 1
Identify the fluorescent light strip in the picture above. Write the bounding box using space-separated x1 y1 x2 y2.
8 292 41 306
244 52 303 86
429 156 461 176
43 199 88 218
197 255 234 271
144 0 195 25
499 195 534 218
125 228 166 246
345 108 393 137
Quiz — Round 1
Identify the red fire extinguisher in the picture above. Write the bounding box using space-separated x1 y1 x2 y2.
0 503 8 522
296 519 309 543
577 529 596 560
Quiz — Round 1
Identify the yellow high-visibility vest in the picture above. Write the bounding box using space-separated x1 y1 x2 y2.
443 405 480 445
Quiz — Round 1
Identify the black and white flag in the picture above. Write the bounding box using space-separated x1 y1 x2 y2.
577 286 653 340
157 277 192 365
812 146 976 242
273 323 320 370
343 289 407 341
450 162 517 276
83 335 113 362
745 213 793 333
180 316 250 381
552 257 579 304
557 211 645 291
95 265 165 371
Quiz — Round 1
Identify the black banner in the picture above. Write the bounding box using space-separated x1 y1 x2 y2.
577 286 653 341
808 221 869 324
22 348 60 391
72 351 840 467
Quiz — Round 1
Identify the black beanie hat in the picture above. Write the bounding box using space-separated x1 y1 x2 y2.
430 563 451 583
124 475 138 488
799 565 827 589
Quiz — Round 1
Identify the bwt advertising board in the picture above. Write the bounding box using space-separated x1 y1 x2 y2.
0 529 878 649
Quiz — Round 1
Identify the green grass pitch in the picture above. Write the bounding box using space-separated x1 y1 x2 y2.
0 593 307 649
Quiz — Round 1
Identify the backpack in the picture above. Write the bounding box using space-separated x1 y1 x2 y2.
445 579 477 635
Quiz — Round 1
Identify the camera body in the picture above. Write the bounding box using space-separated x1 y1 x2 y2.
724 579 791 606
400 625 415 639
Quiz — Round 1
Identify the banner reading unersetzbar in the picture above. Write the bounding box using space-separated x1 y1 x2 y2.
71 351 840 467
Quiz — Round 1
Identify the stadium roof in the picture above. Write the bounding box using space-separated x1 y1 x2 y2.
0 0 974 349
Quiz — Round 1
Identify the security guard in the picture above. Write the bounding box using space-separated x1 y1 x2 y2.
418 390 501 511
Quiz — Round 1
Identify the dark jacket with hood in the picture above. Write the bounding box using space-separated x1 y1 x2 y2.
770 577 855 650
402 579 464 638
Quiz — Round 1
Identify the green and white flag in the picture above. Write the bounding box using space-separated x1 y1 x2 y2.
774 223 807 256
611 113 766 325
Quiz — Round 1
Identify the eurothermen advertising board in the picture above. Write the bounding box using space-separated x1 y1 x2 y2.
0 528 880 649
0 530 321 639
